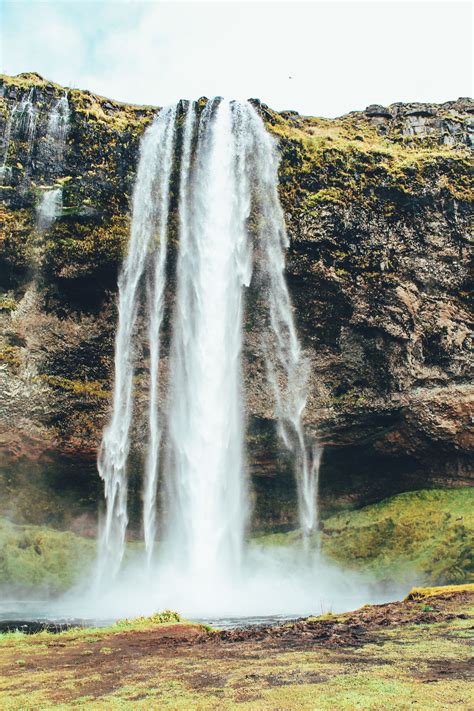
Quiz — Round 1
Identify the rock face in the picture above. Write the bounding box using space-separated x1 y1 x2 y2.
0 73 472 531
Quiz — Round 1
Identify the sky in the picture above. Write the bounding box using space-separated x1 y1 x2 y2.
0 0 472 117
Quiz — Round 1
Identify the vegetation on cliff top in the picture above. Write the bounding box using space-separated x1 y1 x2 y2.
266 107 473 220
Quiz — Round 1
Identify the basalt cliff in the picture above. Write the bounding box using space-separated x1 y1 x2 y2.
0 73 472 532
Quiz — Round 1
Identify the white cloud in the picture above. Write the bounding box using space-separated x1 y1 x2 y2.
1 1 472 116
1 2 86 86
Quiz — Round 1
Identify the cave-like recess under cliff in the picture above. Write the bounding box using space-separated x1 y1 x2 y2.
0 72 472 533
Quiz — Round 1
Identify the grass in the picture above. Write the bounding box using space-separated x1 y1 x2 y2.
0 518 95 595
1 487 472 595
406 583 474 601
255 488 474 586
0 610 186 644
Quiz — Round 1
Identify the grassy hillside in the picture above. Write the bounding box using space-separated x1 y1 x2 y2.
257 488 474 586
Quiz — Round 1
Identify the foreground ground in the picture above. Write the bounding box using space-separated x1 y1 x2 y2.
0 585 472 710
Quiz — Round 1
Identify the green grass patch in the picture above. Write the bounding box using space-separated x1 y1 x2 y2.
0 518 95 595
256 488 474 586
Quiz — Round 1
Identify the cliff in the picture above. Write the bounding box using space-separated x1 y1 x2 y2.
0 73 472 531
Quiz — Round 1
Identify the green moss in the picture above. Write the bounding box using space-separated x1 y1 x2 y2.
38 375 110 399
269 108 473 219
256 488 474 586
0 518 95 594
0 205 35 269
0 345 21 369
43 214 129 278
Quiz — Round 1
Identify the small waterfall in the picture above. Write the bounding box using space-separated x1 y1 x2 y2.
1 89 69 186
34 93 70 231
1 88 38 182
14 88 38 148
44 92 70 164
47 92 70 142
36 187 62 232
97 98 320 587
96 106 176 582
243 108 320 536
142 106 176 568
0 113 13 182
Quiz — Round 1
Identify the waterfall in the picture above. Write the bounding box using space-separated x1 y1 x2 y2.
35 93 70 232
0 113 13 182
1 88 38 183
142 106 176 567
36 187 62 232
14 88 38 148
44 92 70 164
47 92 70 142
243 107 320 535
96 106 176 582
1 89 69 200
97 98 319 586
163 99 253 582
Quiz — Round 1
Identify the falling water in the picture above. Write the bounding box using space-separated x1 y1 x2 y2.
13 88 38 148
97 98 319 589
47 92 70 142
0 114 13 182
1 88 38 182
163 99 253 582
244 107 320 536
36 187 62 232
96 106 176 583
35 93 70 231
44 92 70 164
1 89 68 187
142 106 176 567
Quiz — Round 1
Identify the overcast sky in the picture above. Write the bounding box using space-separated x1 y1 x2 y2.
1 0 472 117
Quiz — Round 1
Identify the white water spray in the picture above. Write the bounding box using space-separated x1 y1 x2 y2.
36 187 62 232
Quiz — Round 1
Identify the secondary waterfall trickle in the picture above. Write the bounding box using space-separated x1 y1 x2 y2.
96 98 320 588
47 92 70 145
96 105 177 582
1 88 38 182
36 187 62 232
35 93 70 231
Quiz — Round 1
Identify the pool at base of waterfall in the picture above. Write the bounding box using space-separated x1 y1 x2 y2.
0 601 304 633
